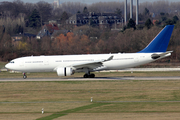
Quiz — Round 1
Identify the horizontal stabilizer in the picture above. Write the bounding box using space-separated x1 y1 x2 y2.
151 51 173 59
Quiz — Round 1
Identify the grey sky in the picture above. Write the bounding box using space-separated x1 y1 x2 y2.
2 0 180 4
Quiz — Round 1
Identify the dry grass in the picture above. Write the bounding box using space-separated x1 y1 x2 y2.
0 62 7 69
58 113 180 120
0 103 90 113
1 80 180 102
0 114 52 120
0 80 180 119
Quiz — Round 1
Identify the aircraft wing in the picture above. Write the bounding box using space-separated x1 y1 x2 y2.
70 55 113 70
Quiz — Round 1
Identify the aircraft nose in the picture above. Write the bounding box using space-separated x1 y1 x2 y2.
5 63 10 69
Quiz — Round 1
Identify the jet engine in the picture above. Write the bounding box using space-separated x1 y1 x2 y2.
56 67 74 76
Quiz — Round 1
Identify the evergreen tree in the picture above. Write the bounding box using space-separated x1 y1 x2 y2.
14 24 23 34
0 26 5 41
114 8 122 17
160 12 165 16
60 11 69 24
173 15 179 24
165 19 174 25
28 9 41 28
83 7 88 14
145 19 153 29
161 16 167 22
77 11 81 13
127 19 136 29
144 8 149 16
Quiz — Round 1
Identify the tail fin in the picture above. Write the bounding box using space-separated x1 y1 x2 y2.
138 25 174 53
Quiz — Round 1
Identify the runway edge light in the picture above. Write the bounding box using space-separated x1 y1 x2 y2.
42 108 44 114
91 97 93 102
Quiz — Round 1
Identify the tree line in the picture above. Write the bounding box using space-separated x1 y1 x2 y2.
1 21 180 62
1 0 180 34
1 0 180 63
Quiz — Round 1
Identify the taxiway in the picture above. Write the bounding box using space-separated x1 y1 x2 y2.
0 76 180 82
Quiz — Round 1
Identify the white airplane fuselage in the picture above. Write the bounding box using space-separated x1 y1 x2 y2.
6 52 170 73
5 25 175 78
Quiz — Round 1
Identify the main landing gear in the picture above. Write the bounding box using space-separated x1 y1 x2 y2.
83 73 95 78
23 73 27 79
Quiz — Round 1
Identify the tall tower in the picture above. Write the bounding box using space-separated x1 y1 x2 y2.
124 0 127 25
53 0 60 8
136 0 139 25
124 0 139 26
130 0 133 19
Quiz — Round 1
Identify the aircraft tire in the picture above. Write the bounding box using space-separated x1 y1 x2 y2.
89 74 95 78
83 74 89 78
23 75 27 79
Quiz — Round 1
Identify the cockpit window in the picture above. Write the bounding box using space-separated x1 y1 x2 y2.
10 61 15 63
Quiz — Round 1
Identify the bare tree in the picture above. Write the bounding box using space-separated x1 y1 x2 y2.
36 1 52 26
60 2 87 14
24 3 36 17
52 8 63 19
89 2 124 13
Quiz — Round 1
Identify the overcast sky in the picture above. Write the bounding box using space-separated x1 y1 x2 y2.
2 0 180 4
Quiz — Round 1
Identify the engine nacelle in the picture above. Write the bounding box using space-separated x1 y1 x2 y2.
56 67 74 76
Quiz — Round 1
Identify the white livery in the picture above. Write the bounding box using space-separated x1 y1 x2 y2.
5 25 174 78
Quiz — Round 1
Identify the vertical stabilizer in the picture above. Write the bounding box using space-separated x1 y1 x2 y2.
138 25 174 53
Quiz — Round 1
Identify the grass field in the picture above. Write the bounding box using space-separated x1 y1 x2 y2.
1 61 180 119
0 62 6 69
0 77 180 120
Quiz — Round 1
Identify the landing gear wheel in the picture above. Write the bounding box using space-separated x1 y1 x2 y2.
83 73 95 78
83 74 89 78
89 74 95 78
23 75 27 79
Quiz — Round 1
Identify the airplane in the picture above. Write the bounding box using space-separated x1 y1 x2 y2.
5 25 174 79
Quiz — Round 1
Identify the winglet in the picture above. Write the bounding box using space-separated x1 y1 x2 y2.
138 25 174 53
103 55 114 62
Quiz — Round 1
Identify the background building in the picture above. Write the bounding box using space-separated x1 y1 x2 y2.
66 12 122 30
